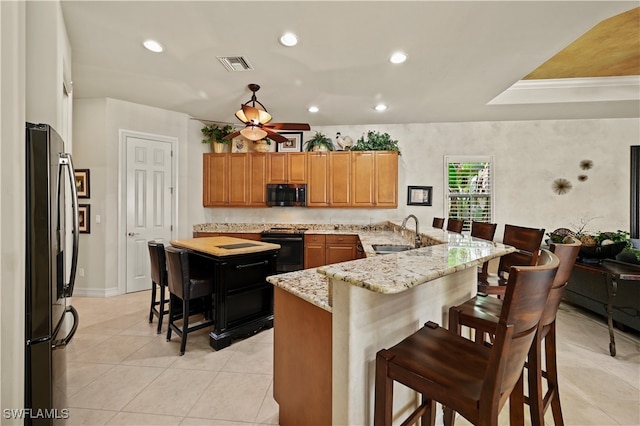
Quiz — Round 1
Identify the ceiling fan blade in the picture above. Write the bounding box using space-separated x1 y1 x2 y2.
222 130 242 140
264 123 311 131
264 128 289 143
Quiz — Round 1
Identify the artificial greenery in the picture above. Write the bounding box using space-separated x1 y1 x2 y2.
256 137 272 145
351 131 400 154
304 131 334 151
201 124 234 145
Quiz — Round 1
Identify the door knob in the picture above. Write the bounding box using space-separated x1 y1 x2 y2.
128 232 139 237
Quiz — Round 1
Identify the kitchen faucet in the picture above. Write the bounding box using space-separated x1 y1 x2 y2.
401 214 422 248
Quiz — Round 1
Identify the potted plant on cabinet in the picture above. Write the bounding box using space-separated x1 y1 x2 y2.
201 124 234 153
350 130 400 155
253 137 272 153
304 131 335 152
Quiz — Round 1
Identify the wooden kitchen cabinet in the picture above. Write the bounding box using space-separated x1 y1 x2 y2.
203 153 266 207
304 234 326 269
307 152 351 207
351 151 398 207
267 152 307 183
325 234 359 265
248 153 268 205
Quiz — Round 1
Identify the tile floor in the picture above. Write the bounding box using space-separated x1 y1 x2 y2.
66 290 639 425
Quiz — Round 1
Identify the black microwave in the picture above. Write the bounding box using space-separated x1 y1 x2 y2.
266 184 307 207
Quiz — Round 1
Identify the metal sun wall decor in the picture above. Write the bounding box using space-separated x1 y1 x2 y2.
552 159 594 195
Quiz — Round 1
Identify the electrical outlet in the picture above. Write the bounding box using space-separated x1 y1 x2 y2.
78 268 85 277
95 214 101 224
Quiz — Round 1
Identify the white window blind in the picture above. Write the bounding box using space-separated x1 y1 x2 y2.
445 156 494 232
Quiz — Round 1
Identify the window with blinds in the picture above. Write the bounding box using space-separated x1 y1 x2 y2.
445 156 494 232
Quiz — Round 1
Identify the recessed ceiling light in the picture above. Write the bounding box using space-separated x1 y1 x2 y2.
389 52 407 64
308 106 319 113
279 32 298 47
143 39 164 53
374 104 388 112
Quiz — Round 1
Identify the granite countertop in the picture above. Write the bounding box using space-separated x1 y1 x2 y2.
192 221 514 312
171 236 280 257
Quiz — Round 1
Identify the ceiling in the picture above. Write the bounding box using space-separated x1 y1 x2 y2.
60 1 640 127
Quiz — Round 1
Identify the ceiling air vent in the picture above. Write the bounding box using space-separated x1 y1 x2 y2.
217 56 254 72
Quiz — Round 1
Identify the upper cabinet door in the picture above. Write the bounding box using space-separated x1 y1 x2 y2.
267 153 288 183
307 152 330 206
248 153 268 206
329 152 351 207
287 152 307 183
351 151 376 206
203 154 229 206
374 151 398 207
228 154 249 206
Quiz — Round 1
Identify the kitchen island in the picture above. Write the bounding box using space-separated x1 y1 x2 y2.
170 236 280 350
266 230 515 426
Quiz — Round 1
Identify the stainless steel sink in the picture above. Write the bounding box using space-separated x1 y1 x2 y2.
372 244 413 255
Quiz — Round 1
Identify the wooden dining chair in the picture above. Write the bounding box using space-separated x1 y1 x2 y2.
478 224 545 295
449 238 581 426
432 217 445 229
374 249 559 426
471 221 498 282
446 218 465 233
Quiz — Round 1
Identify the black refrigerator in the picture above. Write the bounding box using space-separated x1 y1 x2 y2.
25 123 80 425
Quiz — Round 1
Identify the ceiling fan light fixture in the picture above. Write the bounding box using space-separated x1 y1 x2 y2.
279 32 298 47
240 127 268 141
374 103 388 112
389 51 407 64
142 39 164 53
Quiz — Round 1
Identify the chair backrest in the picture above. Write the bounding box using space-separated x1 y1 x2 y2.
432 217 445 229
446 218 464 233
148 241 167 286
471 221 497 241
165 246 190 299
480 249 559 413
497 224 546 276
540 237 582 327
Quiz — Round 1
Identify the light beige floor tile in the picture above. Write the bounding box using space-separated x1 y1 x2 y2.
106 412 182 425
71 334 155 364
68 365 163 411
247 328 273 345
66 333 111 360
598 397 640 425
119 316 168 337
66 361 115 396
254 381 278 425
222 341 273 375
169 345 234 371
180 418 253 425
121 337 184 368
123 368 217 417
187 372 271 422
65 407 117 425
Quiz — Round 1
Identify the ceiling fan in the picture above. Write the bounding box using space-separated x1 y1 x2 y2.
224 83 310 144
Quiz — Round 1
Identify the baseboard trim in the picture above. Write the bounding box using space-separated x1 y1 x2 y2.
72 287 120 298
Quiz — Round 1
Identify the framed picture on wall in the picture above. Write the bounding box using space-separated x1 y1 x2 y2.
407 186 432 206
276 132 303 152
78 204 90 234
75 169 90 198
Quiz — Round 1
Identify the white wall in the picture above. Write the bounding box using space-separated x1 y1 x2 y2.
72 98 190 296
0 1 26 419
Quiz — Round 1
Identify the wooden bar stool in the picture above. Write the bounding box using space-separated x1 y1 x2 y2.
446 218 464 233
374 250 559 426
449 238 581 426
165 246 215 355
432 217 445 229
148 241 170 334
478 224 545 296
471 221 498 282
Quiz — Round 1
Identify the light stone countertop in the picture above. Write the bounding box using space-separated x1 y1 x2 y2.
192 221 514 313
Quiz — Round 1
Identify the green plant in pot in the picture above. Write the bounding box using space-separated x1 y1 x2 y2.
253 137 272 152
201 124 234 153
304 131 334 152
351 131 400 154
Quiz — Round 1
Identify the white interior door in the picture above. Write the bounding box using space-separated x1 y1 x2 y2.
125 136 173 293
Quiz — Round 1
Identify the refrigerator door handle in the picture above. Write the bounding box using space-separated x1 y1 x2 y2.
60 153 79 297
52 306 79 350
